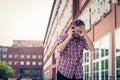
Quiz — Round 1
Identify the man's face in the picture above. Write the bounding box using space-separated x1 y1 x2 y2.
73 26 83 37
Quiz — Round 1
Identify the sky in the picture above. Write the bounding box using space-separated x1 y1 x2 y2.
0 0 53 46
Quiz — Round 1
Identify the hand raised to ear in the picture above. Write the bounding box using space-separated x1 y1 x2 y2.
80 26 87 35
67 28 74 38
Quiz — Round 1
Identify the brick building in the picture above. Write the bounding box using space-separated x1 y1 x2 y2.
0 40 44 80
43 0 120 80
12 40 43 47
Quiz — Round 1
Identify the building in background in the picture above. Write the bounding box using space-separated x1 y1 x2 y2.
43 0 120 80
12 40 43 47
0 40 44 80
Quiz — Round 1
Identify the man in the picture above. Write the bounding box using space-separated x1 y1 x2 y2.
56 19 94 80
16 75 21 80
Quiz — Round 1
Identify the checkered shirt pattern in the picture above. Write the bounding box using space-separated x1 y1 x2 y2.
57 33 87 79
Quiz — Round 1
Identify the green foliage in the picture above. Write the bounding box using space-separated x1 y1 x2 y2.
0 61 14 78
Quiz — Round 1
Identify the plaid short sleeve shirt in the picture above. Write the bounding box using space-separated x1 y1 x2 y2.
57 33 87 79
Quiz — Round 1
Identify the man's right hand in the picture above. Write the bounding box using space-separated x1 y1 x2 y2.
67 28 74 39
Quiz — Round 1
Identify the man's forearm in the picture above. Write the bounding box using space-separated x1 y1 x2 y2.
56 37 71 53
84 34 94 51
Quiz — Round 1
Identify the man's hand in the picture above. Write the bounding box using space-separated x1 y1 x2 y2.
67 28 74 38
80 26 87 35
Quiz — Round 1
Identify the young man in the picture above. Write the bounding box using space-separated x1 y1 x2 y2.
56 19 94 80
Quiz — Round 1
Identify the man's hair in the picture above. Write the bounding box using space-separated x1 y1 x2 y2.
72 19 85 28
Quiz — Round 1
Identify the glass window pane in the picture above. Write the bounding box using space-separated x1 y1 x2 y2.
32 55 36 59
101 71 104 80
38 62 42 66
32 68 42 74
101 60 104 70
93 73 95 80
116 49 120 53
14 61 18 65
101 49 104 57
38 55 42 59
21 55 25 59
14 54 19 58
105 71 108 80
86 65 89 72
105 49 109 56
96 48 99 59
93 63 95 71
105 59 108 69
2 54 7 58
116 56 120 68
20 68 30 74
26 55 30 59
96 62 99 71
117 70 120 79
96 72 99 79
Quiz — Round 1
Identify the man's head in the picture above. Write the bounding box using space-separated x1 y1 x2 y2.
72 19 85 28
71 19 85 37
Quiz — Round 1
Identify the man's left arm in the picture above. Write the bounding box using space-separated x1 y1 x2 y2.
83 34 94 51
81 27 94 51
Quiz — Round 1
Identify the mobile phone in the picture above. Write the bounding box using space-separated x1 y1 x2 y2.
71 27 74 29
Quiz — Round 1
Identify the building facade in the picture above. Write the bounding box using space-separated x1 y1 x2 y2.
43 0 120 80
0 40 44 80
12 40 43 47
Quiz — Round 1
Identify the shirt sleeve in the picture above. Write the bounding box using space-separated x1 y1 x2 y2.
57 34 67 45
82 36 88 50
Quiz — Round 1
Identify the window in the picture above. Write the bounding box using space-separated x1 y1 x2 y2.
32 55 36 59
38 55 42 59
100 34 110 57
91 0 101 24
8 54 13 58
20 61 24 65
14 54 19 58
93 62 99 80
80 8 91 30
17 40 21 47
32 61 36 65
116 56 120 79
2 48 8 53
83 50 89 62
2 54 7 58
8 61 12 65
94 48 99 59
26 61 30 65
91 0 111 24
14 61 18 65
26 55 30 59
20 68 30 74
93 33 111 80
38 62 42 65
84 65 89 80
20 55 25 59
101 59 109 80
32 76 41 80
32 68 42 74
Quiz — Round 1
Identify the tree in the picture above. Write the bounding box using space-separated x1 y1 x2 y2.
0 61 14 79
